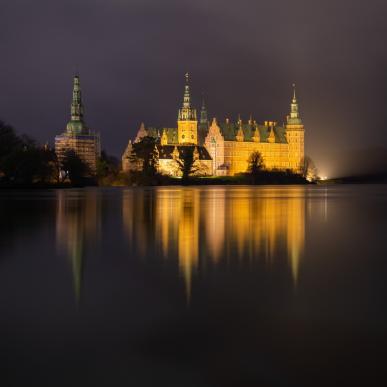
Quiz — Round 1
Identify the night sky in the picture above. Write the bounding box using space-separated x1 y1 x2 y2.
1 0 387 177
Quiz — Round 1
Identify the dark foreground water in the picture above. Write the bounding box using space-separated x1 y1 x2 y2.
1 185 387 386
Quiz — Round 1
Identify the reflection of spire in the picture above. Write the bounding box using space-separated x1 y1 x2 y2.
178 190 199 304
126 186 306 304
205 188 225 263
56 190 100 304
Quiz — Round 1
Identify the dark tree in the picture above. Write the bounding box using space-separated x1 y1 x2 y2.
301 156 318 181
0 121 57 184
174 146 201 182
129 136 159 177
61 149 89 185
247 151 264 174
97 150 119 178
0 121 22 179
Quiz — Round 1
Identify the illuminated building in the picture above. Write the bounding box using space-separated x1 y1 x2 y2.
55 75 101 173
122 74 213 177
122 76 304 176
205 85 305 175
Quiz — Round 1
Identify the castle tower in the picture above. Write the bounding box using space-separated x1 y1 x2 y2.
178 73 198 145
198 97 209 145
286 84 305 172
66 75 88 135
55 74 101 173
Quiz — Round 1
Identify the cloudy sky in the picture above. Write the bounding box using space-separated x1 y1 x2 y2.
1 0 387 176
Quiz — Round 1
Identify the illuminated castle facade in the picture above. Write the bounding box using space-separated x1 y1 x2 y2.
55 75 101 173
122 74 304 176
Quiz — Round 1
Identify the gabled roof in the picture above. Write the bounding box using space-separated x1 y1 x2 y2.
147 127 178 144
219 122 287 143
157 145 212 160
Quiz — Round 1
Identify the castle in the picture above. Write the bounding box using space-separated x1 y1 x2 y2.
55 75 101 173
122 74 305 176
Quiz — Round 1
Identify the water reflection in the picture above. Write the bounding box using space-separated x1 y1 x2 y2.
56 190 100 302
122 186 306 301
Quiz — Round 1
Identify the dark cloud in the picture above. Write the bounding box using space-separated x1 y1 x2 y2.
1 0 387 176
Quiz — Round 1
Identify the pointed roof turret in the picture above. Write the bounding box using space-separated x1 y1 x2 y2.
178 73 197 121
236 121 244 142
66 75 89 135
134 122 147 143
200 96 208 124
287 83 302 125
252 126 260 142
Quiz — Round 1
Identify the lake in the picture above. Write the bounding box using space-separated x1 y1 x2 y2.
1 185 387 386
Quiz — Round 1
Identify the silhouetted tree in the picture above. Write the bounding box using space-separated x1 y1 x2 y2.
97 150 119 178
129 136 159 177
0 121 57 184
175 146 202 181
248 151 264 174
301 156 318 181
61 149 89 185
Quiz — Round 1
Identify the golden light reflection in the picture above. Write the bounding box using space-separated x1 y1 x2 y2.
56 190 100 302
122 187 306 301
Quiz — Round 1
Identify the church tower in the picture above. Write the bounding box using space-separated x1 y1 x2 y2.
286 84 305 172
66 75 88 135
178 73 198 145
55 74 101 173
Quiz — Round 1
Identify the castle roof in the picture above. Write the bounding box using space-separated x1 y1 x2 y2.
219 122 287 143
157 145 211 160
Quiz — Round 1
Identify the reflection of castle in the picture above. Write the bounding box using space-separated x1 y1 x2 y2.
122 74 305 176
56 190 100 301
122 187 306 300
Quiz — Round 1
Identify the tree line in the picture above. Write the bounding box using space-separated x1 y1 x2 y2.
0 120 119 187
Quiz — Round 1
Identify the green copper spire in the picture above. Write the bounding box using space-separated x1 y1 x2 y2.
287 83 302 125
200 96 208 124
178 73 197 121
66 75 88 135
71 75 84 121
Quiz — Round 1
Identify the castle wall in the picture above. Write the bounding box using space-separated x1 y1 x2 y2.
286 125 304 172
223 141 291 175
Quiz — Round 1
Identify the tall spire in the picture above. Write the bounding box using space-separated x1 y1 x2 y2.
183 72 191 108
200 95 208 124
178 73 197 121
71 75 84 121
292 83 297 103
287 83 302 125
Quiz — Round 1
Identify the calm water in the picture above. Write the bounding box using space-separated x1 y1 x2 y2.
1 185 387 386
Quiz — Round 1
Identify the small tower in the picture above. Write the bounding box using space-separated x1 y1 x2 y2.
198 97 209 145
286 84 305 172
55 74 101 173
252 126 260 142
268 126 275 143
172 145 180 160
236 120 244 142
177 73 198 145
161 129 168 145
